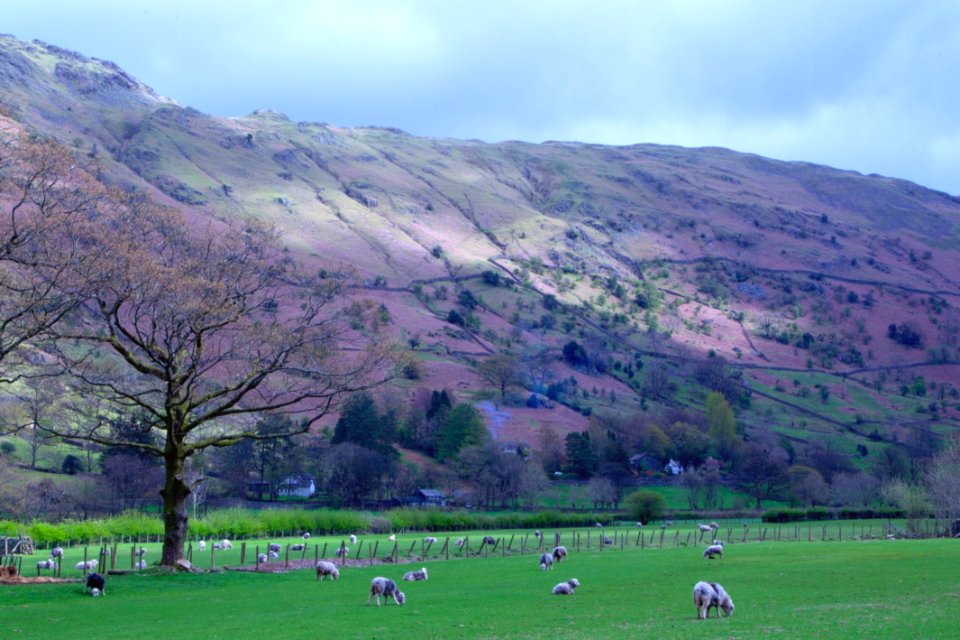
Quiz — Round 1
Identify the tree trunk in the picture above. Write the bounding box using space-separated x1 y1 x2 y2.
160 452 191 566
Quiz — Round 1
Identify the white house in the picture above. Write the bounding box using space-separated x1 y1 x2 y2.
665 459 683 475
278 474 316 498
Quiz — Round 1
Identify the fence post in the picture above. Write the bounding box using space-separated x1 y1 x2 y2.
255 545 260 571
372 541 379 566
241 542 246 565
211 545 216 569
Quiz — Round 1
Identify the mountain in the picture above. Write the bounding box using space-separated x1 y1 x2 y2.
2 35 958 468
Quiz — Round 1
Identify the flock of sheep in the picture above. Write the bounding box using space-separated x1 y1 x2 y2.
61 524 735 621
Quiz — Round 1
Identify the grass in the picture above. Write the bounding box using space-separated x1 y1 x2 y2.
3 533 956 639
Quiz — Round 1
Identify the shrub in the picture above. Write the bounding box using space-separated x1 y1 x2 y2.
622 489 666 524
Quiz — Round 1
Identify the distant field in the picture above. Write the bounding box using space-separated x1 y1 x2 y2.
3 529 953 639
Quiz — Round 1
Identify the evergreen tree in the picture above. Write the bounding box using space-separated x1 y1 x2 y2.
436 404 487 460
706 392 740 460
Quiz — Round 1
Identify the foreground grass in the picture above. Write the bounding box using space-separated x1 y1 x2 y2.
3 536 957 639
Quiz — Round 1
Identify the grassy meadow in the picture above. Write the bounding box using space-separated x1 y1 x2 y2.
3 529 956 640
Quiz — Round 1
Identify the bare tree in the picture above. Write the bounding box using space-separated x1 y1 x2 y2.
476 354 521 402
926 433 960 533
44 198 393 566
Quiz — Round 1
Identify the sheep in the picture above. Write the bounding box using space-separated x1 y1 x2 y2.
709 522 720 529
693 581 734 619
482 536 496 546
134 560 147 570
349 534 357 545
552 546 567 563
37 559 56 570
302 532 311 539
268 543 281 553
76 559 98 572
290 543 306 552
603 535 613 545
135 547 147 558
539 552 554 571
534 530 542 539
367 576 405 606
454 538 464 547
552 578 581 595
703 544 724 560
334 546 349 557
595 522 603 528
268 550 279 559
388 534 396 542
316 560 340 581
220 539 233 550
403 567 428 581
423 536 437 544
85 572 105 596
197 540 206 551
257 553 268 563
50 546 64 559
697 523 714 533
636 522 643 528
212 543 225 551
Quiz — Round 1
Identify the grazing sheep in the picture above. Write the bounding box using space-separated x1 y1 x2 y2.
636 522 643 528
302 532 311 539
403 567 428 581
539 553 554 571
454 538 464 548
703 544 724 560
37 559 56 570
603 535 613 545
693 581 734 619
482 536 496 546
268 543 281 553
291 544 306 552
134 560 147 570
697 523 714 533
368 577 405 606
552 578 581 595
595 522 603 528
334 546 349 557
84 572 105 595
212 543 225 551
349 534 357 545
50 546 63 559
197 540 206 551
552 546 567 562
257 553 268 563
268 550 279 559
709 522 720 529
221 539 233 550
388 534 396 542
135 548 147 558
316 560 340 581
423 536 437 544
534 530 541 539
76 559 98 572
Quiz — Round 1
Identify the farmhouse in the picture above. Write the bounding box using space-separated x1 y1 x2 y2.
407 488 448 508
278 474 317 498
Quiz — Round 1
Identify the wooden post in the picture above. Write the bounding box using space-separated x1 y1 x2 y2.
393 541 399 563
301 544 308 561
659 530 665 547
685 532 691 546
371 541 379 565
255 545 260 570
519 536 524 557
839 525 842 541
407 540 417 557
240 542 246 565
507 534 515 550
674 532 680 547
82 547 88 575
321 542 328 558
822 526 826 542
315 545 319 564
211 545 216 569
636 530 643 545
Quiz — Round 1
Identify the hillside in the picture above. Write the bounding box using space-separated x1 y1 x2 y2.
1 34 959 472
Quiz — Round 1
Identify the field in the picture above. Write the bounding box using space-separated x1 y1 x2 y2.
2 529 956 639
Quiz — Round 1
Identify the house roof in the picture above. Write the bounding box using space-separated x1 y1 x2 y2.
417 488 446 499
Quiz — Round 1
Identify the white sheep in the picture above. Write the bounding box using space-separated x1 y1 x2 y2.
693 581 734 619
334 546 349 557
134 560 147 570
539 552 554 571
534 530 541 539
268 550 279 559
552 578 581 595
388 534 396 542
316 560 340 581
257 553 268 563
135 547 147 558
368 576 405 606
709 522 720 529
403 567 428 581
349 534 357 545
50 546 64 558
290 543 306 552
37 559 56 570
197 540 206 551
268 543 281 553
212 542 225 551
221 539 233 550
454 538 464 547
552 546 567 562
703 544 724 560
697 523 713 533
423 536 437 544
302 532 311 539
76 559 98 572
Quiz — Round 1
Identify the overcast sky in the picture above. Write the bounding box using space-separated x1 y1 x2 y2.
4 1 960 193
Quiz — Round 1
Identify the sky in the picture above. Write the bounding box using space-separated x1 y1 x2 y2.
3 0 960 194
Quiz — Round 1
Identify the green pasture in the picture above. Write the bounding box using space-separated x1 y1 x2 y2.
3 533 955 639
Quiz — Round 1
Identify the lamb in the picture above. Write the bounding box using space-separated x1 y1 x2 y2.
37 559 56 570
268 543 282 553
402 567 428 581
539 552 554 571
703 544 724 560
423 536 437 544
290 543 306 552
349 534 357 545
84 572 105 596
76 559 98 572
197 540 206 551
316 560 340 581
50 546 64 559
334 546 349 557
552 546 567 562
693 581 734 619
257 553 268 563
368 576 405 606
552 578 581 595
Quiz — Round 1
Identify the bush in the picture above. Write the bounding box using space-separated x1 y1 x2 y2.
61 454 83 475
622 489 666 524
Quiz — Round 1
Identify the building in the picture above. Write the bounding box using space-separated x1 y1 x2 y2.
407 488 447 508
